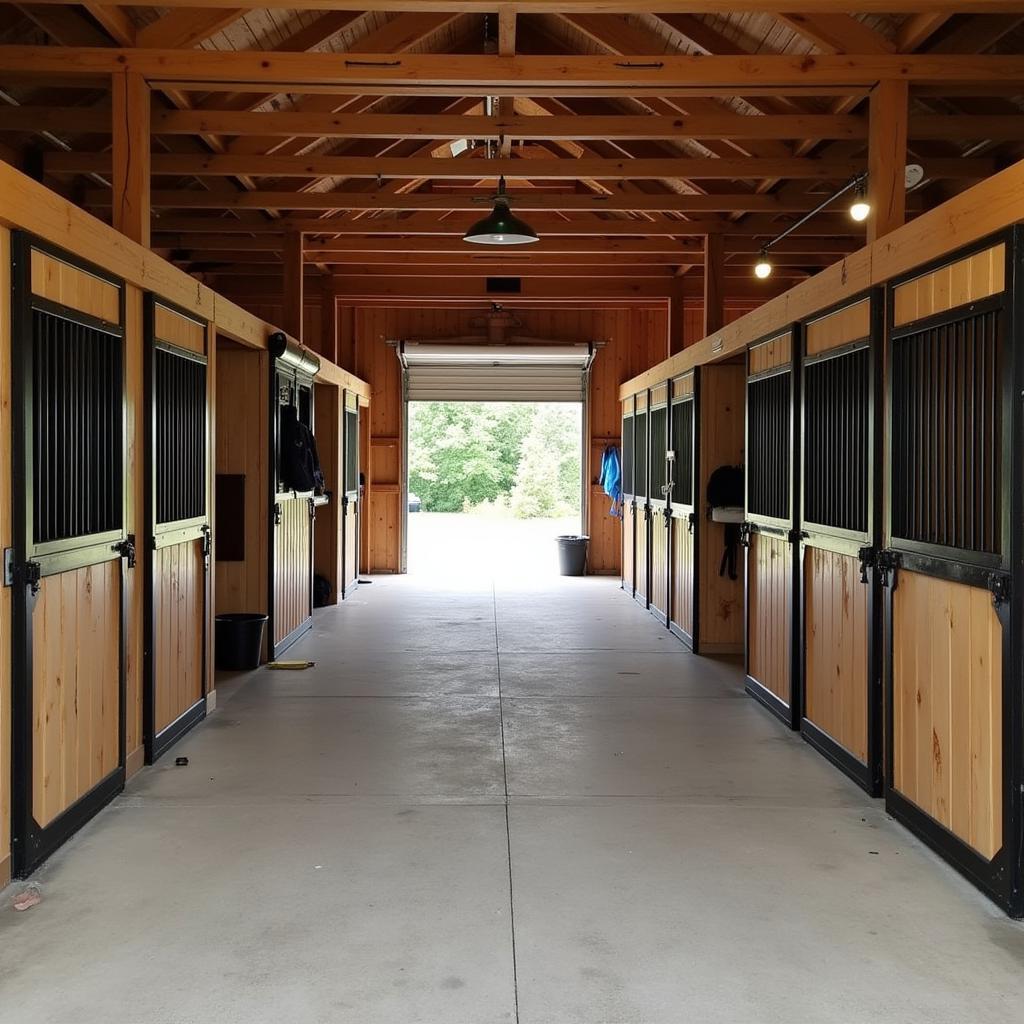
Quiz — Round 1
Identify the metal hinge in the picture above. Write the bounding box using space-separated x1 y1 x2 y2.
876 549 901 588
787 528 807 545
273 502 283 526
858 545 876 585
739 522 753 548
200 524 212 568
115 535 136 569
987 571 1011 608
687 512 695 535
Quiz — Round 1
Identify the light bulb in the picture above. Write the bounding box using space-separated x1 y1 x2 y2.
754 254 772 279
850 198 871 222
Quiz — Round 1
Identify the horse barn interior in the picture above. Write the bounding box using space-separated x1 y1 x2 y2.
3 2 1024 1022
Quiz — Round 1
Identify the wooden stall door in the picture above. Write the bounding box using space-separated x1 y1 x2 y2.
273 495 314 653
648 391 670 622
342 392 360 597
145 299 210 763
668 376 696 646
882 237 1018 915
11 239 129 876
744 330 800 728
621 501 635 597
799 295 881 793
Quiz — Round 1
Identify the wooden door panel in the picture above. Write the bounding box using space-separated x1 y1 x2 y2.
748 532 792 706
154 539 204 734
893 570 1002 860
274 497 312 646
804 547 868 763
31 561 120 829
670 521 694 638
622 502 634 594
649 514 669 616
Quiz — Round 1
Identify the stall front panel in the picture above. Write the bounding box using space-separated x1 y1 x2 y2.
883 233 1023 917
269 337 321 658
798 294 882 794
621 397 635 598
669 373 697 645
648 384 670 624
744 329 800 728
10 237 130 876
144 298 211 763
342 390 361 598
633 391 650 608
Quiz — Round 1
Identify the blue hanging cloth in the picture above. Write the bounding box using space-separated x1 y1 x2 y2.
599 444 623 518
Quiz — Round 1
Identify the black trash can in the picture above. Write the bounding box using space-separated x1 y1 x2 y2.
556 535 589 576
215 613 268 671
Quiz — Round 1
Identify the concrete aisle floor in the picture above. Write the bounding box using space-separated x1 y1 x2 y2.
3 575 1024 1024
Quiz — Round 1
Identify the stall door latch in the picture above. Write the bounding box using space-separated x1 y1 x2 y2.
115 535 136 569
738 522 752 548
987 572 1011 608
857 545 876 584
273 502 283 526
875 549 901 588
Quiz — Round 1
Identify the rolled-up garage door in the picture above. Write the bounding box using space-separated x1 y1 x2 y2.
399 343 593 402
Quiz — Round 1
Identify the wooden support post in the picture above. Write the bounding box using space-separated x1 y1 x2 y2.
703 233 726 336
867 78 908 243
321 278 339 363
282 230 304 342
669 279 686 355
111 71 150 247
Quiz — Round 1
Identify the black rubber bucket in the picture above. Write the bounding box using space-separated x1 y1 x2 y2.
215 613 268 671
556 535 589 576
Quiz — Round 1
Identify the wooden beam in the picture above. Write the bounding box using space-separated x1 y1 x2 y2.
282 230 304 342
111 70 150 247
868 78 908 243
304 237 702 255
775 13 895 55
0 108 876 141
80 3 135 45
135 8 246 49
148 213 868 238
895 13 952 51
2 49 1021 93
703 232 725 336
498 6 516 56
17 4 112 45
20 2 1021 15
53 152 994 181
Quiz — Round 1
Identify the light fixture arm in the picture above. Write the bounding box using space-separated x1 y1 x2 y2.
762 172 867 255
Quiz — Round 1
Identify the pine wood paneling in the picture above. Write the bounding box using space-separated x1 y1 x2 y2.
649 512 669 615
153 302 206 355
273 496 311 645
313 383 341 603
29 249 120 323
748 331 792 375
634 510 649 603
32 561 121 829
893 243 1005 328
215 345 269 622
343 500 360 592
748 531 792 705
804 546 868 762
698 363 745 653
670 519 695 638
805 297 871 356
893 570 1003 860
154 540 204 733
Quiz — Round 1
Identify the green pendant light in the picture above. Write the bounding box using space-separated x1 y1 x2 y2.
463 176 539 246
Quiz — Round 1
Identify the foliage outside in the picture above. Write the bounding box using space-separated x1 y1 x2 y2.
408 402 582 518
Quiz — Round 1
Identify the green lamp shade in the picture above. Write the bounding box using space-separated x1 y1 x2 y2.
463 200 540 245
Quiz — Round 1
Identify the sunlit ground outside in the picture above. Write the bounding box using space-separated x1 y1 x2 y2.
405 400 584 582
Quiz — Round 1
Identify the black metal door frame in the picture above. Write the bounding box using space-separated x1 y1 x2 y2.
742 324 801 730
668 371 698 649
621 398 636 598
795 289 884 796
142 295 210 764
341 390 360 599
648 387 670 626
9 233 129 877
634 394 650 609
881 229 1023 918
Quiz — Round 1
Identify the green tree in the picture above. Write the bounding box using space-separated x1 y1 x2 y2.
509 405 582 519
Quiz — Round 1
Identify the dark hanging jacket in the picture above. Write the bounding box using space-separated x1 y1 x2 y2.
280 406 325 494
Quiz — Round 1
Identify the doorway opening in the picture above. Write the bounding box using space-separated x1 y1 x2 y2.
405 400 584 580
